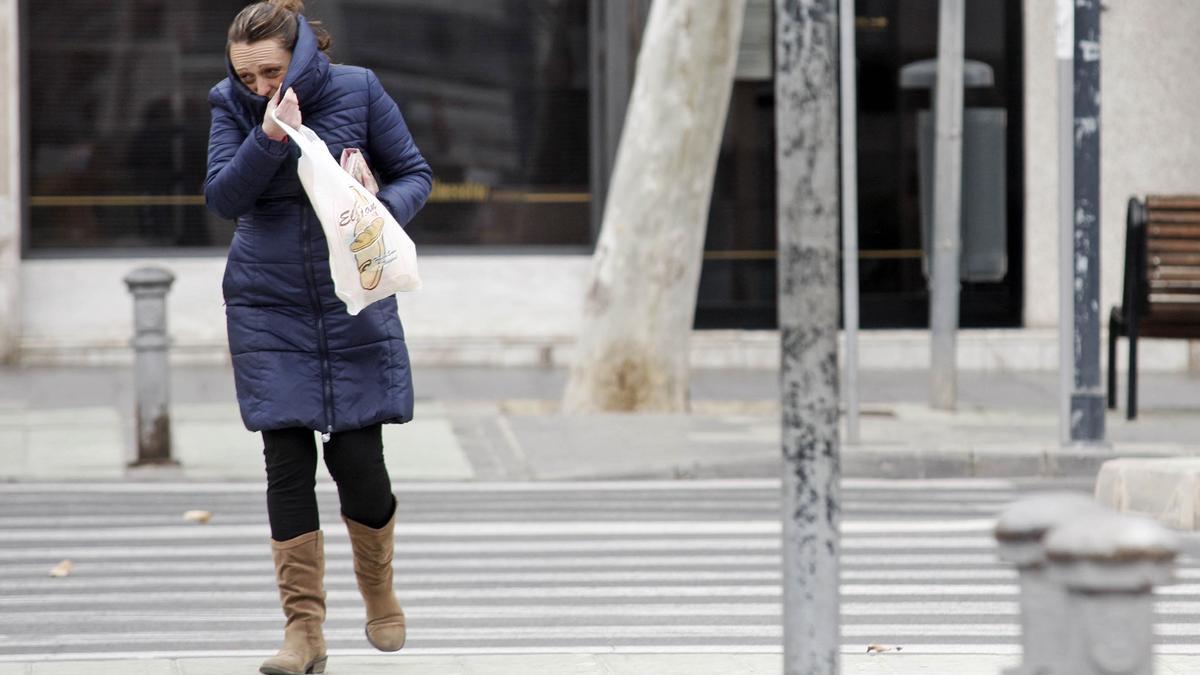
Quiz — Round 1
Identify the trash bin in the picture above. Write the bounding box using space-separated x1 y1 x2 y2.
900 58 1007 283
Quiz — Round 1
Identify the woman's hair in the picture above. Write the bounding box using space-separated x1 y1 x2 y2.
227 0 333 55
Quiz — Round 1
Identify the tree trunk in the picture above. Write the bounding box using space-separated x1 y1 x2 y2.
0 0 18 363
563 0 746 413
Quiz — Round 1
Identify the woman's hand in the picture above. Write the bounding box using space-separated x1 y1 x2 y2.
262 87 300 142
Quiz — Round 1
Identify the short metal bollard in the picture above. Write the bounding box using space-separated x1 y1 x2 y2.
1044 511 1178 675
995 493 1102 675
124 267 177 467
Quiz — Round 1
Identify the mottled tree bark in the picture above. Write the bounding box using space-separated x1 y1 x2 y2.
776 1 841 673
562 0 746 413
0 0 18 363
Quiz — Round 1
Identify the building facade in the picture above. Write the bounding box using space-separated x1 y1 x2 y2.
0 0 1198 370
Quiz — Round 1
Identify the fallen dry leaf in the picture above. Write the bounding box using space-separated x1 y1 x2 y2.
866 643 903 654
183 510 213 524
49 559 73 578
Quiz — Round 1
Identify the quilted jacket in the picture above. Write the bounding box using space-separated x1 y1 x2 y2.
205 16 432 434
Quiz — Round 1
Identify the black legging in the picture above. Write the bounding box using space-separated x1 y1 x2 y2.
262 424 395 541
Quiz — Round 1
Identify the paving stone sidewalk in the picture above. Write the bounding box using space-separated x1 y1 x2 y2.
1 366 1199 481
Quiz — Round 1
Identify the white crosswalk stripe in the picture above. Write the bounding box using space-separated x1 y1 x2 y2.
0 478 1194 661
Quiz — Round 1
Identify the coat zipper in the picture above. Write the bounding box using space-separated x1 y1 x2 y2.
299 207 336 440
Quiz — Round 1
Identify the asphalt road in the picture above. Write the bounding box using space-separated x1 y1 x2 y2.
0 477 1193 663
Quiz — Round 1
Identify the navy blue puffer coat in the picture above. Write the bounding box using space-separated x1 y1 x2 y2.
205 16 431 435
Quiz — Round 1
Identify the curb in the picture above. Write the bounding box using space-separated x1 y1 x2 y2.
597 445 1199 481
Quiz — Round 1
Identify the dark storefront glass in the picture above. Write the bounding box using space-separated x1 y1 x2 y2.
695 0 776 329
854 0 1024 328
23 2 241 250
695 79 777 329
23 0 1023 331
22 0 591 252
695 0 1025 329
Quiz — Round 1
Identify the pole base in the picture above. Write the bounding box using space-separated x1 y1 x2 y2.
126 458 182 480
128 457 180 468
1069 391 1107 443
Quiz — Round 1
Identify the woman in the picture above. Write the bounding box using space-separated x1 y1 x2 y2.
204 2 431 673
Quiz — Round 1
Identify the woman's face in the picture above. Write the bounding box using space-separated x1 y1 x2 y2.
230 40 292 98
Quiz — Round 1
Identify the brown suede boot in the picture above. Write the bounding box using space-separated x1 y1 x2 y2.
260 530 328 675
343 504 406 652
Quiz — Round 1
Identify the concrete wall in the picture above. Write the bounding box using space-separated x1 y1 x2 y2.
1022 0 1058 328
19 251 1193 372
19 255 593 366
0 0 19 361
1024 0 1200 328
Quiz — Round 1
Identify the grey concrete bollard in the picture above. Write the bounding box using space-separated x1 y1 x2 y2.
1043 512 1179 675
123 267 177 467
995 493 1102 675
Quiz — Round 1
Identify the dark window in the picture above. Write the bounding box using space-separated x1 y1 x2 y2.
695 80 777 330
854 0 1025 328
695 0 1025 330
23 1 241 251
22 0 591 253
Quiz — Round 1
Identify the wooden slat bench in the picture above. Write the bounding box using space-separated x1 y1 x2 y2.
1108 195 1200 419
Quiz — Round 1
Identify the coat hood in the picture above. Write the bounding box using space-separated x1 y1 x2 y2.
225 13 331 111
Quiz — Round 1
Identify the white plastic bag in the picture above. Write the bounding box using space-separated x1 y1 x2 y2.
271 112 421 315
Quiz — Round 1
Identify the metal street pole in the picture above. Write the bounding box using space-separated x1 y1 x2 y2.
776 1 841 673
840 0 861 445
1056 0 1073 445
1070 0 1105 443
929 0 965 411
